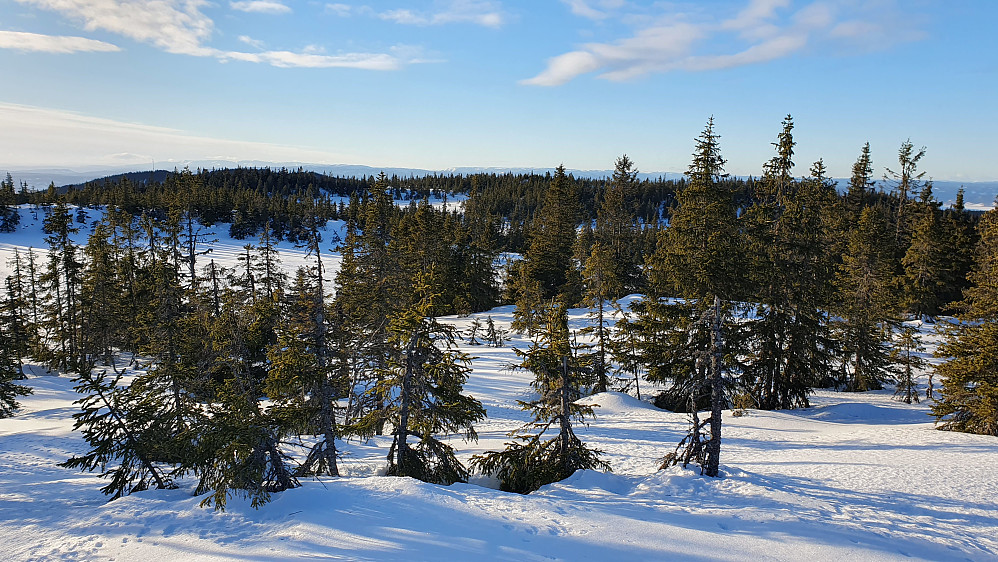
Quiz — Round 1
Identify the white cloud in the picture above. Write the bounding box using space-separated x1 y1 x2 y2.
219 49 401 70
16 0 215 56
237 35 265 49
14 0 415 71
325 3 352 17
0 30 119 53
378 0 505 28
526 0 923 86
230 1 291 15
0 102 358 168
560 0 625 21
523 22 702 86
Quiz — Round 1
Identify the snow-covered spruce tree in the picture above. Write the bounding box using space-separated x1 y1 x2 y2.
60 370 174 499
645 117 740 477
932 205 998 436
472 302 610 494
358 275 485 485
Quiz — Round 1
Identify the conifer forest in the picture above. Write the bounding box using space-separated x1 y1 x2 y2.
2 117 997 560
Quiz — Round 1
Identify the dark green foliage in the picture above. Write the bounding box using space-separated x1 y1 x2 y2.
740 118 837 410
0 323 30 417
644 117 738 477
472 303 610 494
60 370 175 500
902 185 949 319
0 173 19 233
932 207 998 436
361 278 485 485
893 326 925 404
41 202 84 372
596 155 643 295
834 206 900 392
885 140 927 247
512 166 582 332
195 379 299 510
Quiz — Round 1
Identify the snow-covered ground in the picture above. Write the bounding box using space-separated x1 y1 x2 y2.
2 209 997 561
0 206 345 282
2 306 997 561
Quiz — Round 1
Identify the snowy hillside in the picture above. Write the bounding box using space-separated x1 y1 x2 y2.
2 304 997 561
2 208 997 561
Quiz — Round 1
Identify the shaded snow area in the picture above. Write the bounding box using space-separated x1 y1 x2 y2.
2 211 998 561
2 309 997 561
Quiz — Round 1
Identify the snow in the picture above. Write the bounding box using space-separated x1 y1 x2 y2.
0 206 346 282
2 216 998 561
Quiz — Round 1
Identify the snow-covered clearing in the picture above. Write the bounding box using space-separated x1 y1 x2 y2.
2 306 997 561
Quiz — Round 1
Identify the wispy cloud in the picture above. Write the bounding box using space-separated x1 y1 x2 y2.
0 30 119 53
525 0 924 86
230 1 291 15
14 0 416 70
237 35 265 49
560 0 625 21
378 0 505 28
325 3 353 17
219 49 401 70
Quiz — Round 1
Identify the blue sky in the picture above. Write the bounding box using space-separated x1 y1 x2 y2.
0 0 995 181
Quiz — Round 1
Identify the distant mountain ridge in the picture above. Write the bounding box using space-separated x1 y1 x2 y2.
5 161 996 209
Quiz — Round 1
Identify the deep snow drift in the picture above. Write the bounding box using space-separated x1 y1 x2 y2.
1 210 997 561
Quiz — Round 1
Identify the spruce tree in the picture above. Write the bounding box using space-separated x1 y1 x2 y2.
595 155 642 295
893 325 925 404
472 302 610 493
40 202 84 371
902 185 948 320
360 276 485 485
885 140 927 247
646 117 739 477
580 240 620 393
0 300 31 417
512 165 581 332
61 370 175 499
741 118 837 409
939 189 977 310
0 172 19 232
834 206 900 391
932 205 998 435
194 304 299 510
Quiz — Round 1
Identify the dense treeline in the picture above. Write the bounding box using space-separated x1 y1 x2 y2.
1 114 995 509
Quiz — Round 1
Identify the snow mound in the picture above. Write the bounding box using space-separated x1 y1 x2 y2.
794 401 934 425
577 391 658 415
